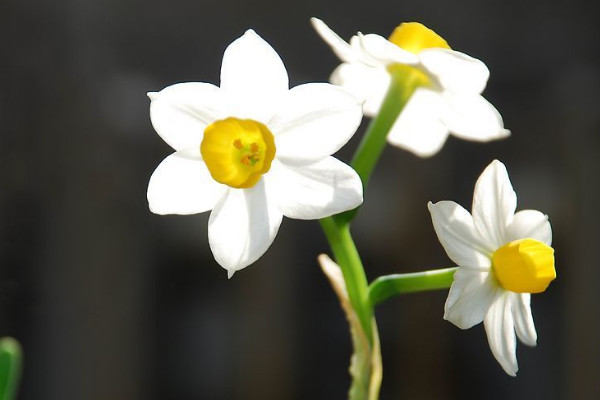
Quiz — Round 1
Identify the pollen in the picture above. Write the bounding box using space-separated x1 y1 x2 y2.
388 22 450 54
201 118 276 189
492 239 556 293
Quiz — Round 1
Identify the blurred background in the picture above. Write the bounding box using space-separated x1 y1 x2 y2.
0 0 598 398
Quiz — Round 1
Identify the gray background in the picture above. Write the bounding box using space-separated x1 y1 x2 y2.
0 0 598 398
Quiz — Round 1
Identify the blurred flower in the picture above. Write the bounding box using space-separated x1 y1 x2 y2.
428 160 556 375
147 30 363 276
311 18 509 157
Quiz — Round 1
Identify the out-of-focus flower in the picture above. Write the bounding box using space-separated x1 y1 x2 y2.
312 18 510 157
147 30 363 277
428 160 555 375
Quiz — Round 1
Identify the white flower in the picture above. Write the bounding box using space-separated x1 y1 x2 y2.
428 160 556 375
147 30 363 277
311 18 510 157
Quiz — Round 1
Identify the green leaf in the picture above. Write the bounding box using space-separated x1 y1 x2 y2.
0 337 22 400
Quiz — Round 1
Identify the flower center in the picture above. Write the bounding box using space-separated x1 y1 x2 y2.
387 22 451 54
385 23 448 86
492 239 556 293
201 117 276 189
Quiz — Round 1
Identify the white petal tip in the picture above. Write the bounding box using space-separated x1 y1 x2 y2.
416 151 439 158
489 159 504 168
310 17 327 31
443 313 472 330
243 29 258 37
147 92 158 100
227 270 235 279
147 199 167 216
148 205 162 215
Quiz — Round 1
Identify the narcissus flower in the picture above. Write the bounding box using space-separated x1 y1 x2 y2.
312 18 510 157
428 160 555 375
147 30 363 276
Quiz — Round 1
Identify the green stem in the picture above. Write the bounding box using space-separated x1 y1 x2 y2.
352 72 418 188
335 67 426 225
320 217 373 343
320 66 430 399
0 338 22 400
369 267 458 306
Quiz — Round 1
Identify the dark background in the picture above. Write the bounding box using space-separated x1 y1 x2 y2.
1 0 599 399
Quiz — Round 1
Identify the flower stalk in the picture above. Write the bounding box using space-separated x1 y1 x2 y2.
351 68 424 188
320 66 432 399
320 217 373 343
335 67 424 225
368 267 457 305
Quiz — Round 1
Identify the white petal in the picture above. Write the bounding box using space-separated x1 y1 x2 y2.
439 93 510 141
428 201 494 268
472 160 517 249
310 18 357 63
348 35 372 65
484 292 519 376
419 48 490 94
220 30 288 122
148 82 229 151
330 63 390 117
358 33 419 65
270 83 362 163
386 88 450 157
208 179 283 275
444 268 498 329
267 158 363 219
505 210 552 245
511 293 537 347
147 149 226 215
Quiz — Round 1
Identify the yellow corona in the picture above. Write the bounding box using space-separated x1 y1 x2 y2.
386 22 450 85
388 22 451 54
201 118 276 189
492 238 556 293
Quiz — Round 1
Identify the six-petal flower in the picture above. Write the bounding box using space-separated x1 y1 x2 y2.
312 18 510 157
147 30 364 276
428 160 556 375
